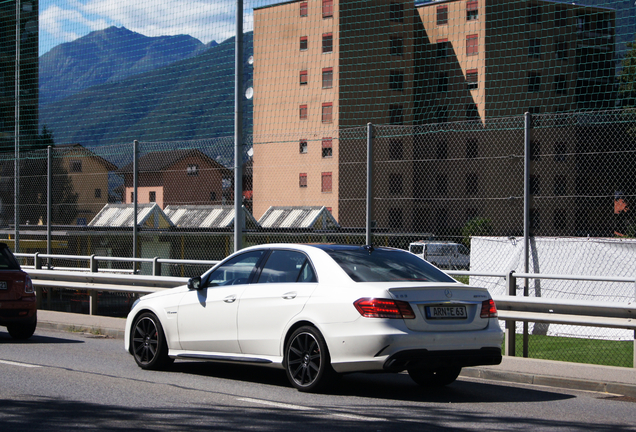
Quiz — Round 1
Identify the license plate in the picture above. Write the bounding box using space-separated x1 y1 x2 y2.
0 281 6 290
425 305 467 320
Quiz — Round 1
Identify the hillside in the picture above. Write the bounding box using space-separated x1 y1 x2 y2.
40 32 253 153
39 26 215 105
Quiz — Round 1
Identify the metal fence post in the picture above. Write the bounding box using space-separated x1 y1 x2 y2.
133 140 139 272
34 252 42 270
505 271 516 357
47 146 52 263
234 0 244 254
366 122 373 246
13 0 20 254
90 254 98 273
152 257 161 276
523 112 531 358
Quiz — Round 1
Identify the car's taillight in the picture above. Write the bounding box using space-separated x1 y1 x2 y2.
354 298 415 319
480 299 498 318
24 275 34 294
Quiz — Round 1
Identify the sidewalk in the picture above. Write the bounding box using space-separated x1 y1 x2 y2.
37 310 636 398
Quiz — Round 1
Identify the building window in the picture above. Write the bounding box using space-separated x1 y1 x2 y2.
530 209 541 231
556 39 568 60
390 139 403 160
436 141 448 160
554 142 567 162
530 175 541 195
322 138 333 158
187 164 199 176
389 105 403 125
466 69 478 90
436 107 448 123
322 33 333 53
322 0 333 18
465 173 478 196
149 191 156 202
555 7 567 26
389 208 404 230
466 34 478 56
300 104 308 120
94 188 101 198
300 1 308 17
300 139 308 154
321 172 332 192
466 138 478 158
437 6 448 25
210 191 217 201
436 39 448 58
322 103 333 123
322 67 333 88
389 173 403 195
390 36 403 56
299 173 307 188
437 73 448 92
130 192 134 202
466 0 478 21
300 70 308 85
390 2 404 22
70 160 82 173
554 175 567 196
528 4 542 24
554 75 567 94
390 70 404 91
553 210 567 231
528 72 541 92
435 174 448 196
436 208 448 232
529 38 541 58
300 36 308 51
530 140 541 161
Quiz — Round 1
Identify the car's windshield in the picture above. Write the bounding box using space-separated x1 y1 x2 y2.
325 247 456 283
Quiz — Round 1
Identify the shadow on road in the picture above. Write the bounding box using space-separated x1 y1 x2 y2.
0 330 84 345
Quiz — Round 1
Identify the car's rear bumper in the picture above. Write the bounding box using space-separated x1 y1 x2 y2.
383 347 502 372
0 297 37 326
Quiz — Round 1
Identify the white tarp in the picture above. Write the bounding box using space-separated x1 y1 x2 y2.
470 236 636 340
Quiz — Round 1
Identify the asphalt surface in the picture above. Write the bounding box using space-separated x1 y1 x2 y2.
36 310 636 399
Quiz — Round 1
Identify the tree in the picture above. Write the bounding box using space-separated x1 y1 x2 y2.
461 217 493 248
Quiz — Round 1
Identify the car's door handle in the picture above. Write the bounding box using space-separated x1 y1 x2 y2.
282 291 297 300
224 295 237 303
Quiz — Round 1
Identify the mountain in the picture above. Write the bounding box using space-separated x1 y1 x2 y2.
39 32 253 161
40 26 216 105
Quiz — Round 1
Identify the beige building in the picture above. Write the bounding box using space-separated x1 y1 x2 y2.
253 0 615 236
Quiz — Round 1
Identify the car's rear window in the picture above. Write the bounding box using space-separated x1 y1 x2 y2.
0 247 20 270
325 247 456 283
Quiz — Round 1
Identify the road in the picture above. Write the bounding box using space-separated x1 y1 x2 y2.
1 328 635 432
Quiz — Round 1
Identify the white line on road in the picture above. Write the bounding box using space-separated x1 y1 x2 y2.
0 359 41 368
237 397 386 422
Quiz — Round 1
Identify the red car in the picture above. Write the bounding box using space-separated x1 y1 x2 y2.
0 243 36 339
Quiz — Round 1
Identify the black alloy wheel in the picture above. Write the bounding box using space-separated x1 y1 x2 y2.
285 326 335 392
131 312 172 370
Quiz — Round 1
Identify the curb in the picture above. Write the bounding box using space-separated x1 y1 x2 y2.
38 318 126 340
461 367 636 399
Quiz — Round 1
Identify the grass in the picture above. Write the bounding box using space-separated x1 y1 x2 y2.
504 334 634 368
452 275 470 284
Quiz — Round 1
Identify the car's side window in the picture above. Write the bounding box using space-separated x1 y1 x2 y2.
205 251 265 287
257 250 316 284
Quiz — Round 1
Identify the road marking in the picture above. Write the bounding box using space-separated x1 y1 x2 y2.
237 397 386 422
0 359 41 368
237 397 316 411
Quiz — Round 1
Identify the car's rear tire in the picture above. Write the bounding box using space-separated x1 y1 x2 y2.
131 312 173 370
7 314 37 340
285 326 336 392
407 366 461 387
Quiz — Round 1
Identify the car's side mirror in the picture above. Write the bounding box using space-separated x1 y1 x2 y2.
187 276 202 291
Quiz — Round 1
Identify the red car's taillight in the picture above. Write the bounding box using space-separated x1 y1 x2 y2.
354 298 415 319
24 275 34 294
480 299 498 318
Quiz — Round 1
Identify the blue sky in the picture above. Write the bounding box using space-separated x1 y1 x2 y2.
39 0 274 55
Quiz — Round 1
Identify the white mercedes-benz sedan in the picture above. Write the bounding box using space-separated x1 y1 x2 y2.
125 244 503 392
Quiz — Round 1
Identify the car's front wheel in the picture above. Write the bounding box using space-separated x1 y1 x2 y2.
407 366 461 387
131 312 173 370
285 326 336 392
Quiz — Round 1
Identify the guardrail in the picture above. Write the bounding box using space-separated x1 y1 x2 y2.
13 252 636 367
